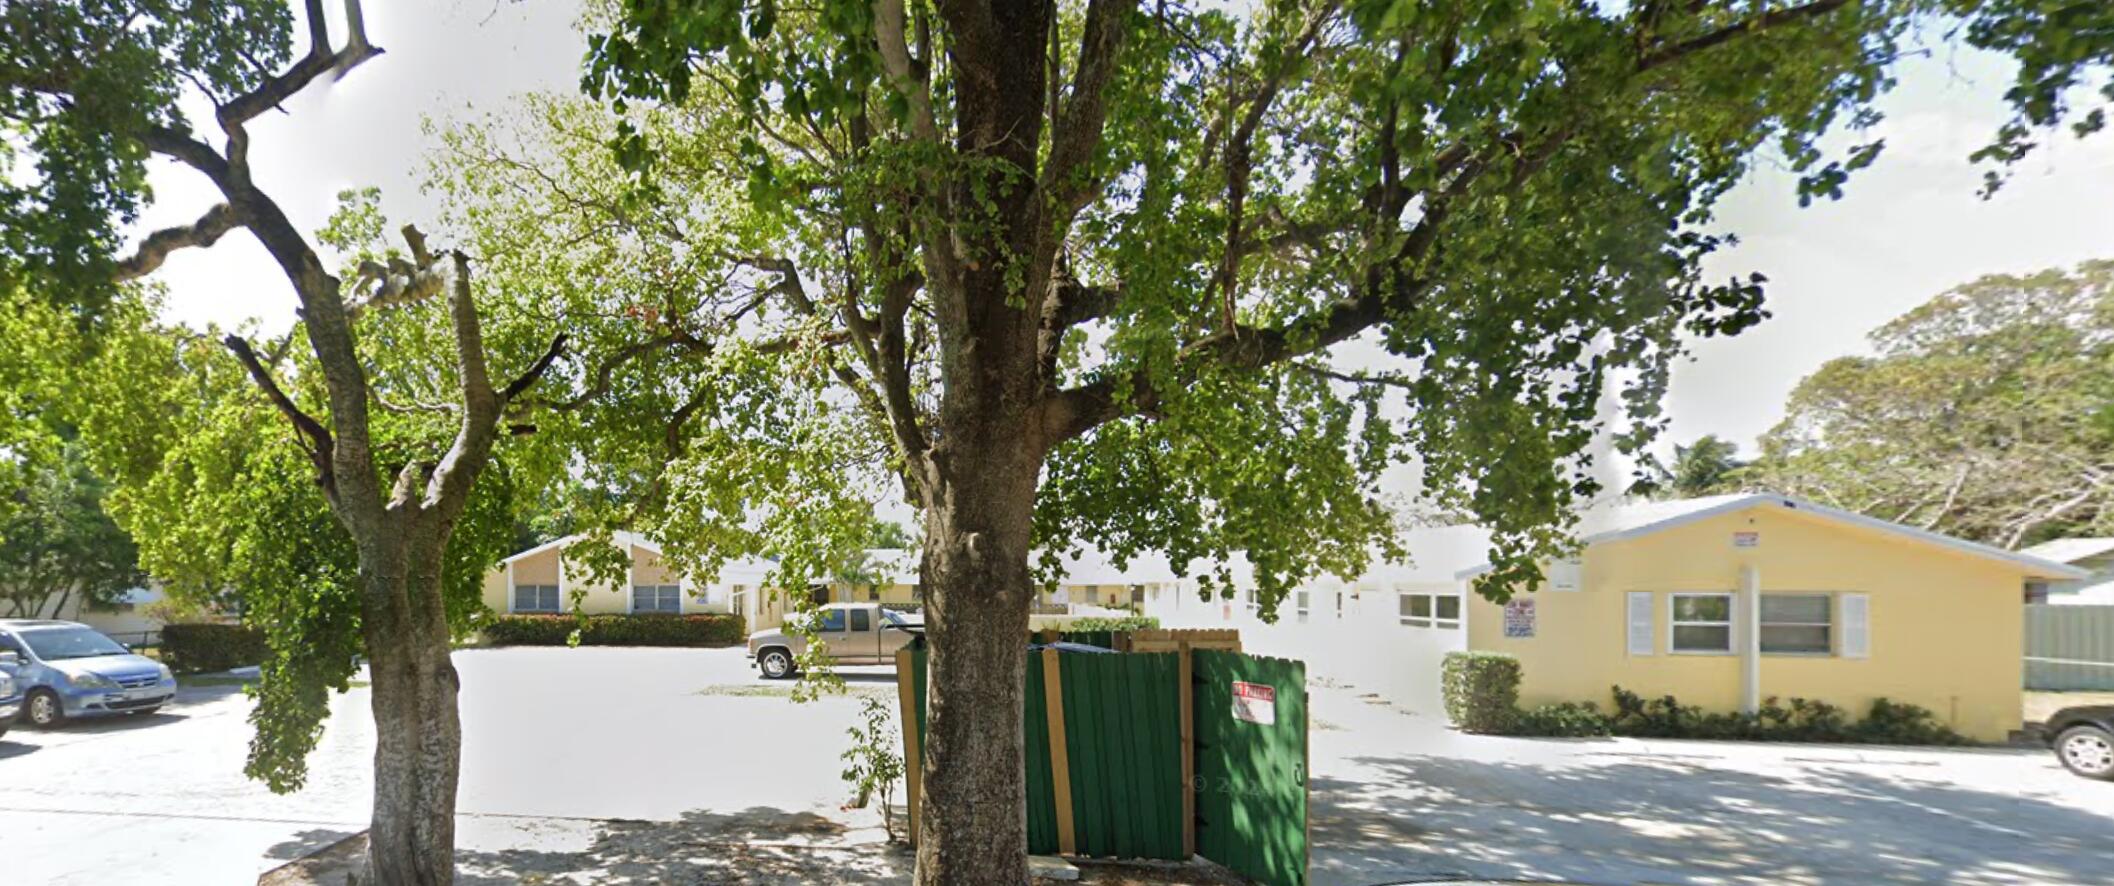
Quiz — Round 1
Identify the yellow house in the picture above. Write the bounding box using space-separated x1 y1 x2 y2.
482 531 722 616
1459 494 2086 742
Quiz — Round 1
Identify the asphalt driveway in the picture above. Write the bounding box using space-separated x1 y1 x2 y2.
7 646 2110 885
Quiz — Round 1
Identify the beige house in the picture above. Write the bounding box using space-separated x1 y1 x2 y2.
481 532 726 617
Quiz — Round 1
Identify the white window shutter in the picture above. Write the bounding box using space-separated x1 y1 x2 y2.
1626 592 1654 655
1841 594 1870 659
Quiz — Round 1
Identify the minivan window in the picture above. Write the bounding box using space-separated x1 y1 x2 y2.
21 627 129 661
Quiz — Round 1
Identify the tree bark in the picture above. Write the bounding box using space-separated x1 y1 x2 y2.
912 422 1041 886
358 532 462 886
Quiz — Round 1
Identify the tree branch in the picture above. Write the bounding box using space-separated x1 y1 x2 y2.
1637 0 1855 71
1041 0 1143 217
114 204 241 281
501 335 569 403
224 334 337 499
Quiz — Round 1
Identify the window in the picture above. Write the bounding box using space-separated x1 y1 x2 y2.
1760 594 1832 654
1398 593 1461 629
817 609 847 632
1295 591 1310 623
849 608 872 632
868 586 882 602
1669 593 1733 653
631 585 680 613
514 584 559 613
1401 593 1431 627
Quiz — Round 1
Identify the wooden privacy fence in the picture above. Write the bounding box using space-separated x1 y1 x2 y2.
896 634 1310 886
2027 605 2114 691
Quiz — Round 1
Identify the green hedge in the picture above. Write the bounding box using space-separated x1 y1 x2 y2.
160 623 269 674
1440 651 1522 733
482 613 746 647
1503 687 1969 745
1057 615 1160 633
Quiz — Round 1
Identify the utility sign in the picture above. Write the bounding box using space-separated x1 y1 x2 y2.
1231 681 1276 725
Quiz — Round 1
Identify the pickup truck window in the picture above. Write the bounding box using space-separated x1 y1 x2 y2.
850 609 872 632
818 610 847 632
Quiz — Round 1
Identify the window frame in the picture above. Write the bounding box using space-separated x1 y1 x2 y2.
1759 592 1834 656
514 583 560 613
1396 592 1461 630
631 584 681 614
1668 592 1735 655
1294 590 1310 624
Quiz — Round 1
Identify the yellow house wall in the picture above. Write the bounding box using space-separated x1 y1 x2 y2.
484 543 690 616
1466 506 2026 741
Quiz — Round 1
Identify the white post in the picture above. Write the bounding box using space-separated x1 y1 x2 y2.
1740 563 1761 714
505 560 516 614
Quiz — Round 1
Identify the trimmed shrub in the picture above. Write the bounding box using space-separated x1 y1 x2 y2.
1510 701 1614 737
1492 685 1970 745
482 613 746 648
160 623 269 673
1440 651 1521 733
1059 615 1161 633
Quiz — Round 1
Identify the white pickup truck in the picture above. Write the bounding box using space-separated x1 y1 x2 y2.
746 602 922 679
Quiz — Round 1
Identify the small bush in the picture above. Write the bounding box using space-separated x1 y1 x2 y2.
482 613 746 647
1495 685 1969 744
1440 651 1522 733
1510 702 1613 737
1060 615 1161 633
160 623 269 673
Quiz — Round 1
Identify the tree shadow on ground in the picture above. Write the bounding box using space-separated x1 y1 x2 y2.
455 806 913 885
1310 751 2114 886
266 828 363 861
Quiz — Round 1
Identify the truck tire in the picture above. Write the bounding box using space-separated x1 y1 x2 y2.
758 647 795 680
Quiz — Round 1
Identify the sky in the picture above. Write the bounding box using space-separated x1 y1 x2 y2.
136 0 2114 461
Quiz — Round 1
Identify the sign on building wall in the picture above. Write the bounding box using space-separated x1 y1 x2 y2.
1733 531 1760 548
1231 680 1277 725
1504 598 1537 638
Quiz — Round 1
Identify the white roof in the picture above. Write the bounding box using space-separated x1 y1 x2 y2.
1457 493 2087 581
499 530 661 565
2020 538 2114 566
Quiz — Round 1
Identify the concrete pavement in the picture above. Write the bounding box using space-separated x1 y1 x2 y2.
8 646 2111 885
1306 678 2114 886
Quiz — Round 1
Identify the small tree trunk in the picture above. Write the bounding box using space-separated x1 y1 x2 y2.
913 444 1039 885
358 540 462 886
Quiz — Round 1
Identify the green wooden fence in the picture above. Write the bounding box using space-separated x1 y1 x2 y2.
1194 650 1309 886
899 643 1309 884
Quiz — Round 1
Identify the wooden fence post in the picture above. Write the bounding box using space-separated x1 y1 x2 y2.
1043 646 1077 856
896 647 921 848
1179 639 1196 858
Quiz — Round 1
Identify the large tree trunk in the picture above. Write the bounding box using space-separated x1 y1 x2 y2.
913 432 1041 885
358 535 462 886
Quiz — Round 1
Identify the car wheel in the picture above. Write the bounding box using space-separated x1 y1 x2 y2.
758 648 794 680
2057 725 2114 781
25 690 63 728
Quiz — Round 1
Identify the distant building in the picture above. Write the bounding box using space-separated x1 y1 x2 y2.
483 533 1178 631
2018 538 2114 605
